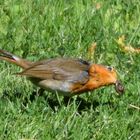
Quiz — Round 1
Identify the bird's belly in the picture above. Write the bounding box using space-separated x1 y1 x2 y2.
29 78 74 96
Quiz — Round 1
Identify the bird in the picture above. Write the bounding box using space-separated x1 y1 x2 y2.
0 49 124 97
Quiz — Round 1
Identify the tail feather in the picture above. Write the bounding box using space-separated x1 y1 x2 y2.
0 49 32 69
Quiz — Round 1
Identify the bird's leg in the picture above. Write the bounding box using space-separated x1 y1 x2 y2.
29 88 45 102
37 88 45 96
63 96 71 106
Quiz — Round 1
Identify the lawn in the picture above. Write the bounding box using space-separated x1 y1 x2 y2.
0 0 140 139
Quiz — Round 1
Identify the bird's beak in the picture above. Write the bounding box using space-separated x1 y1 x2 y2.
115 80 124 95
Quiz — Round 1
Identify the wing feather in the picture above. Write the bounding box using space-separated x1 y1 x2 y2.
19 58 90 84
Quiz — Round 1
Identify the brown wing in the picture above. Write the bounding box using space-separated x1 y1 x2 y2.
18 58 90 84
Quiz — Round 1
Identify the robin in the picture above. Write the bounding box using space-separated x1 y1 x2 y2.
0 49 124 96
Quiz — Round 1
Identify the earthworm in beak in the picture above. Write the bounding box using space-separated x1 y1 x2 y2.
115 80 124 95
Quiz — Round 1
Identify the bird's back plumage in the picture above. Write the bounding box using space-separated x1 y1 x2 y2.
19 58 90 84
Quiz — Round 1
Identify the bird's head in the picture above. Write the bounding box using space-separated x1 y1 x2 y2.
89 64 124 94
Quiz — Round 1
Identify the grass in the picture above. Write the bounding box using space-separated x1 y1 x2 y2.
0 0 140 139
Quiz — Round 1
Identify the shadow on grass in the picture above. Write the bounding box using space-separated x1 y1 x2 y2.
1 90 115 112
27 90 102 112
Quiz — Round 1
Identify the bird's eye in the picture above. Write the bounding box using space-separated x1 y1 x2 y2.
106 66 113 71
